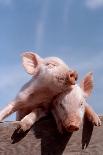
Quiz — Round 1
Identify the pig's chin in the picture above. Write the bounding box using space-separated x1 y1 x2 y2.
54 75 73 91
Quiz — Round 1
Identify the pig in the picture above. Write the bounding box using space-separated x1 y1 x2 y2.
0 52 78 132
51 72 101 133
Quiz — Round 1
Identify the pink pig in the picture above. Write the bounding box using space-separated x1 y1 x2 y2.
0 52 78 131
52 72 101 133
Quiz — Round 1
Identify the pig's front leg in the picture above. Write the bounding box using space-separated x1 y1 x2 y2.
85 103 101 126
0 100 20 121
16 108 47 132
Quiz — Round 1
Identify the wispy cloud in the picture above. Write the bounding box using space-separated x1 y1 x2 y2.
35 0 50 49
63 0 73 26
0 0 13 6
85 0 103 9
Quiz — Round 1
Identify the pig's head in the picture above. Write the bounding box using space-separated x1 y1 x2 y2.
52 72 93 132
22 52 78 92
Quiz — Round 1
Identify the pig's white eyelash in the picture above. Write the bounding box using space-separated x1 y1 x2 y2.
45 62 57 66
45 63 57 69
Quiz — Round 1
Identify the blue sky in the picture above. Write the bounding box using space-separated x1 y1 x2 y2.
0 0 103 120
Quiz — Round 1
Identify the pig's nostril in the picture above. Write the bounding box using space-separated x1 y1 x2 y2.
75 75 78 81
68 71 78 85
70 73 74 78
69 71 78 81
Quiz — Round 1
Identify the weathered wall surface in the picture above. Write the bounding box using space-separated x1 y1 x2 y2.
0 115 103 155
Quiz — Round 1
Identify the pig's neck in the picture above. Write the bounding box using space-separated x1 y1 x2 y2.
19 76 74 101
19 76 57 96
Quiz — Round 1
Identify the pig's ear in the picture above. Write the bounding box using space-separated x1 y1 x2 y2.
22 52 42 75
80 72 93 97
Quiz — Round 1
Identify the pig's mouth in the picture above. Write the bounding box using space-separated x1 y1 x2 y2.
66 125 79 132
63 122 80 132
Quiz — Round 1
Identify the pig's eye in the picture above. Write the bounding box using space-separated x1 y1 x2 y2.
47 63 56 66
45 62 56 68
45 63 49 65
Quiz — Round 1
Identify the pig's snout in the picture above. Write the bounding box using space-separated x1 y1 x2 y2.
67 70 78 85
64 116 81 132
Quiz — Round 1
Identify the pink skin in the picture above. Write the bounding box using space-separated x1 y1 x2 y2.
52 72 101 133
0 52 78 131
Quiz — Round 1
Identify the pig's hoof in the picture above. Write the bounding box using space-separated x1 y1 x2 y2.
14 122 31 134
93 115 101 126
11 124 30 144
18 122 31 132
16 125 25 133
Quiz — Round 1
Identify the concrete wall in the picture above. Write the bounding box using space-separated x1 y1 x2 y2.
0 115 103 155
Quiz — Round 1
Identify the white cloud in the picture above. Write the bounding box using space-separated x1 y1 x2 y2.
0 0 13 6
35 0 50 49
85 0 103 9
63 0 73 26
